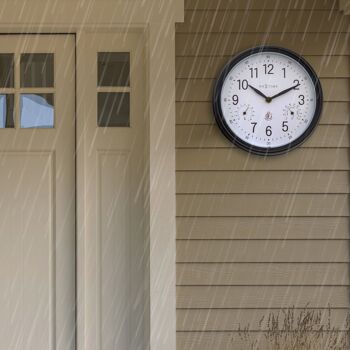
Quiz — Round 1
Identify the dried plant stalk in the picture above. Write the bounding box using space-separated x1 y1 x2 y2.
237 306 350 350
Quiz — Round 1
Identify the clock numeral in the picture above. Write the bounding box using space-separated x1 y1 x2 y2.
282 121 288 132
293 79 300 90
251 122 257 133
237 79 248 90
265 125 272 137
263 63 274 75
249 67 258 78
232 95 239 105
282 68 286 78
298 94 305 105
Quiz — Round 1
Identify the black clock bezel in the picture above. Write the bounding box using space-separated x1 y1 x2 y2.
212 46 323 156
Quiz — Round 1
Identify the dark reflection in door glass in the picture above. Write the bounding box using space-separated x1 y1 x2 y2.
98 52 130 87
0 94 14 128
20 94 54 128
98 92 130 127
20 53 54 88
0 54 14 88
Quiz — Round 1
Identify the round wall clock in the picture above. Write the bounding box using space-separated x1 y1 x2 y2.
212 46 323 156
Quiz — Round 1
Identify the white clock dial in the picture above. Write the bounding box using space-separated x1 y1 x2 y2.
213 47 323 155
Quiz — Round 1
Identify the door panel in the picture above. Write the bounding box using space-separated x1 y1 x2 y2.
0 153 53 349
0 35 75 350
100 152 130 349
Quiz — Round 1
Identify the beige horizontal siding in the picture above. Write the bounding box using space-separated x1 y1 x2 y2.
177 331 350 350
177 171 350 194
176 101 350 125
176 56 350 79
185 0 337 10
178 10 350 33
177 217 349 239
177 194 349 216
176 78 350 102
177 148 350 171
176 125 350 148
176 33 350 56
176 2 350 349
177 263 350 286
177 309 350 331
177 286 350 308
176 240 350 263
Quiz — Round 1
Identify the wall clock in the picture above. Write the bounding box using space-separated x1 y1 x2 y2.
212 46 323 156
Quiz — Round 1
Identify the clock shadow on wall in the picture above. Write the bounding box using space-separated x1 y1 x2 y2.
212 46 323 156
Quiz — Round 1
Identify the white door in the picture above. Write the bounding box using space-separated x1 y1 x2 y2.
77 32 147 350
0 35 76 349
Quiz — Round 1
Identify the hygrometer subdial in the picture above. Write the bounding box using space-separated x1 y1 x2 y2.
235 104 255 122
283 103 303 120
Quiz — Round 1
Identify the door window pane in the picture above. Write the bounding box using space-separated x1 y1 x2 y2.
20 54 54 88
98 92 129 127
0 94 14 128
20 94 54 128
0 54 14 88
98 53 130 87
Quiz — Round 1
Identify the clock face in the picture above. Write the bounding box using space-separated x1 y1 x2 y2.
213 46 323 155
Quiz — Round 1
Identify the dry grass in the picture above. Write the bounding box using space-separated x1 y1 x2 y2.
237 307 350 349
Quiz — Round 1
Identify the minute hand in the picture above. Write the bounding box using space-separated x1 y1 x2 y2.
270 83 301 101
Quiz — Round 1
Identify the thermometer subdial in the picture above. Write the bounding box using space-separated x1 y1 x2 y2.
235 104 255 122
283 103 302 120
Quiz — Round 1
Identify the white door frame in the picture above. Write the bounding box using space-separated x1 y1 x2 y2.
0 1 184 349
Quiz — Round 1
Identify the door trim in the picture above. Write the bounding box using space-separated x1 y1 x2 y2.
76 27 177 350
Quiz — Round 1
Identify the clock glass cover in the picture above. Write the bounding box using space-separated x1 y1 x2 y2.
213 46 323 155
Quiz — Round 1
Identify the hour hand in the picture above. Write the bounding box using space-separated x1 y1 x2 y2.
248 84 270 102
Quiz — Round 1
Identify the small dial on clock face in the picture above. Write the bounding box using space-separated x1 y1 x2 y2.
234 104 255 122
283 103 303 120
213 47 323 155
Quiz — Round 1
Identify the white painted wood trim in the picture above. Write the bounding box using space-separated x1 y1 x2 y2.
147 22 177 350
0 0 183 25
76 24 179 350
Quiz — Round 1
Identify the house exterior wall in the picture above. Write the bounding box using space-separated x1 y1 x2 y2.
175 0 350 348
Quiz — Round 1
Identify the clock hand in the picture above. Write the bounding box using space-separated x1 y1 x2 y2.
270 83 301 101
248 84 271 102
